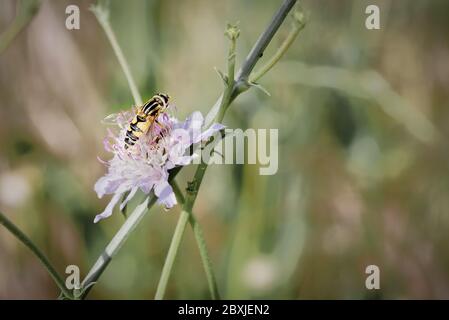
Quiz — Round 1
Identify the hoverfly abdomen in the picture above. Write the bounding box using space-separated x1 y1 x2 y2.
129 122 142 132
126 130 138 140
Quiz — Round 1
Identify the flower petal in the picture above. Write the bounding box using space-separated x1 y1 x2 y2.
173 155 195 166
183 111 204 131
194 123 226 144
94 176 122 198
94 192 123 223
94 109 224 222
139 181 154 194
119 186 139 211
154 181 177 209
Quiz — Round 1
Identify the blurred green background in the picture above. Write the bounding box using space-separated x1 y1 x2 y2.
1 0 449 299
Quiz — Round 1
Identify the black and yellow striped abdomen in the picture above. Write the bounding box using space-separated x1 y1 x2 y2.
124 114 152 148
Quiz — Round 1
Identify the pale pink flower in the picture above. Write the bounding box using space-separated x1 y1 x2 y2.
94 108 224 223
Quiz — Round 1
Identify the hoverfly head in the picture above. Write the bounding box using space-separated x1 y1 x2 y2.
157 93 170 110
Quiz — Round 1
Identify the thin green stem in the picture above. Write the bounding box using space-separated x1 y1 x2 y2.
188 214 220 299
79 196 156 299
155 22 240 300
236 0 297 81
204 0 299 128
171 180 185 203
154 150 213 300
155 210 189 299
120 190 130 219
0 211 73 299
249 9 306 83
0 0 41 55
186 162 209 210
172 181 220 300
217 24 239 122
90 2 142 105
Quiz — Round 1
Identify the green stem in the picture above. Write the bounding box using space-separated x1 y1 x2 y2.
172 181 220 300
235 0 297 81
90 2 142 106
155 165 218 299
217 25 238 122
155 22 239 300
0 211 73 299
154 154 214 300
188 214 220 299
155 210 189 299
79 196 156 299
120 191 130 219
171 179 186 203
0 0 41 55
249 8 306 83
204 0 299 128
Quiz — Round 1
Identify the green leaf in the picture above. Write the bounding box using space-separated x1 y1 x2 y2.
214 67 228 86
249 81 271 96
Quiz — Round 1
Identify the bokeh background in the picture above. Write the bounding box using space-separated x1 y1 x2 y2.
1 0 449 299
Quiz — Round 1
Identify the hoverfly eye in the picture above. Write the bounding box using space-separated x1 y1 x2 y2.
159 93 169 104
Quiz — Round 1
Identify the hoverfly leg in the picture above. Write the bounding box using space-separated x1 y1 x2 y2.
154 118 168 138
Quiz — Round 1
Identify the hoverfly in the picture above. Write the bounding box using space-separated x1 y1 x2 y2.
124 93 170 149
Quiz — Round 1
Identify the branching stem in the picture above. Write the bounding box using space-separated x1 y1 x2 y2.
155 0 304 300
78 0 303 300
250 9 306 83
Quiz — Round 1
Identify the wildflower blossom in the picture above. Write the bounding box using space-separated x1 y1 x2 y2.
94 108 224 223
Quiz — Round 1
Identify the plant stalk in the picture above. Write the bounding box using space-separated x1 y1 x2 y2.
79 196 156 299
249 8 306 83
172 179 220 300
0 211 73 299
90 3 142 106
155 0 302 300
204 0 298 127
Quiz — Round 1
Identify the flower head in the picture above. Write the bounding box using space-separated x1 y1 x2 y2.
94 107 224 223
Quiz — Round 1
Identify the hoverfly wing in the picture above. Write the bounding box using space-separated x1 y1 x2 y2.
165 102 178 119
101 112 121 125
132 105 141 113
102 110 135 128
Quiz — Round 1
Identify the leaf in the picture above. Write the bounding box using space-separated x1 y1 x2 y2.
249 81 271 96
214 67 228 86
